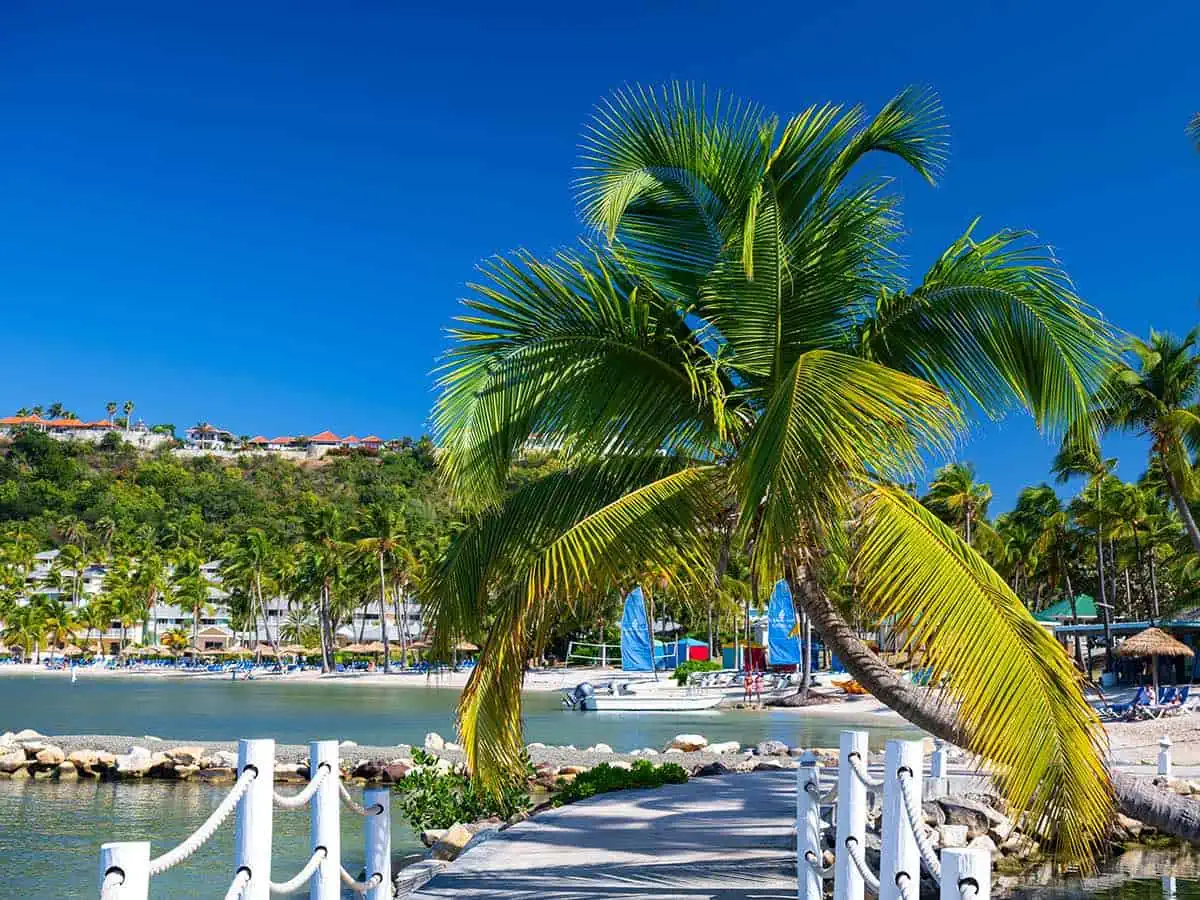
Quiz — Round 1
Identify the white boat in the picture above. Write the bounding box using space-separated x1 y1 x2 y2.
562 679 725 711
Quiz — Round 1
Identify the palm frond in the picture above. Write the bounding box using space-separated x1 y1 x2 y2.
860 223 1121 435
433 248 733 506
854 486 1112 860
735 352 961 575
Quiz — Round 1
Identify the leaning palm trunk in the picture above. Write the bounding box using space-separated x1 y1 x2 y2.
792 569 1200 843
1163 465 1200 554
378 556 391 674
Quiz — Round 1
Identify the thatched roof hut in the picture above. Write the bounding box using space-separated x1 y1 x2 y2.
1116 627 1194 704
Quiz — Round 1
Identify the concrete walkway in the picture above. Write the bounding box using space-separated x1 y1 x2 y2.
412 771 800 899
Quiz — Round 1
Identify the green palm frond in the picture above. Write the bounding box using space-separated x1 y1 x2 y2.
854 486 1111 860
860 223 1121 434
425 457 722 790
736 351 961 573
434 249 734 506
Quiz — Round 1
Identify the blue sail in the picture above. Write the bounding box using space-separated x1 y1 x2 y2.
767 579 802 667
620 586 654 672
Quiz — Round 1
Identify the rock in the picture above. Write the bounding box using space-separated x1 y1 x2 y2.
445 742 463 752
755 740 790 757
209 750 238 769
67 750 99 768
558 765 590 775
707 741 741 755
115 747 155 777
938 798 995 837
144 735 163 742
147 753 174 777
174 765 201 780
587 743 614 754
0 749 28 773
1000 834 1039 858
968 834 1000 861
666 734 708 752
95 752 117 769
424 732 446 751
753 758 797 771
938 825 969 848
338 740 358 749
56 761 77 778
352 759 386 780
12 729 41 741
33 769 54 780
608 761 632 771
1116 813 1144 840
166 746 206 766
526 742 546 750
382 762 412 783
556 773 577 785
431 823 474 861
692 761 733 777
10 767 30 780
922 800 947 827
420 828 448 848
196 767 237 784
20 740 51 754
507 810 531 826
664 748 684 755
638 748 659 756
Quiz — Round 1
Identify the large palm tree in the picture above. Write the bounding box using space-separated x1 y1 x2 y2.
1095 329 1200 553
352 504 406 673
223 529 282 657
921 462 992 545
426 85 1139 853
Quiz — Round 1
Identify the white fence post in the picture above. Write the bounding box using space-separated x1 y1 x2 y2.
236 738 275 900
796 751 822 900
364 788 392 900
1159 736 1173 779
940 847 990 900
834 731 867 900
880 739 922 900
931 739 947 777
99 841 150 899
310 740 341 900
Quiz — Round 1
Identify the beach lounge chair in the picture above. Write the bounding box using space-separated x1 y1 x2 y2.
1108 686 1150 719
1159 686 1179 706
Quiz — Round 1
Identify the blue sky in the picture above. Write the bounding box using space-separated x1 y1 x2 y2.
1 0 1196 510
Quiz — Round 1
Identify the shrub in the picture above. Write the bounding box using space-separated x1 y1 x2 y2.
390 748 531 831
551 760 688 807
672 658 722 686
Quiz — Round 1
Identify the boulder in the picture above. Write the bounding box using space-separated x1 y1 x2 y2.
338 740 358 749
1000 834 1039 858
196 767 237 784
558 765 590 776
95 752 117 769
666 734 708 752
34 748 65 768
1115 813 1144 840
381 762 411 784
922 800 947 827
115 747 155 777
755 740 790 757
587 743 614 754
707 741 741 755
174 765 201 780
937 825 969 848
938 798 994 837
67 750 99 769
209 750 238 769
526 742 547 750
12 729 41 741
33 769 55 780
431 823 474 861
9 767 30 780
664 748 684 755
420 828 448 848
424 732 446 751
608 761 632 771
57 761 78 778
968 834 1001 861
166 746 206 766
445 742 463 752
0 749 29 773
754 758 797 771
351 759 386 780
692 761 734 777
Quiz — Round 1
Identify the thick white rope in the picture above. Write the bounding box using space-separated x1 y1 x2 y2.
845 837 881 894
269 847 327 894
896 871 917 900
222 867 251 900
960 881 979 899
803 850 834 879
898 768 942 884
340 866 384 893
100 870 125 900
273 763 331 809
339 780 385 816
148 769 257 874
848 752 884 789
803 779 832 802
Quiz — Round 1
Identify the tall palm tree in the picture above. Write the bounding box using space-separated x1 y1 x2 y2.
921 462 992 545
223 529 282 657
47 402 65 419
428 85 1128 852
122 400 135 432
297 504 347 672
38 596 76 651
105 401 118 424
1095 329 1200 553
3 604 45 662
171 551 210 646
352 504 406 673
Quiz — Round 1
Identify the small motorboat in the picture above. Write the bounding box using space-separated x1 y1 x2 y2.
562 680 725 711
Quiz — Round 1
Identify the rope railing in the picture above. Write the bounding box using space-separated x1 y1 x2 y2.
340 780 385 816
896 870 917 900
148 768 257 875
222 867 251 900
847 750 884 788
898 767 942 884
273 762 330 809
269 848 327 894
96 738 392 900
803 850 834 879
845 836 881 894
340 867 385 893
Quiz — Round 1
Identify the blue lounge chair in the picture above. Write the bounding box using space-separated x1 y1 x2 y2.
1159 686 1179 706
1109 686 1150 719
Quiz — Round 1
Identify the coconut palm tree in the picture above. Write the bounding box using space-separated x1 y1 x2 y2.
171 551 210 646
122 400 135 432
105 401 118 424
921 462 992 545
223 529 282 657
3 604 45 661
1094 329 1200 553
352 504 406 673
38 596 76 651
427 85 1137 852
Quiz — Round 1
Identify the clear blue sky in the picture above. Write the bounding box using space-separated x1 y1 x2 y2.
1 0 1196 510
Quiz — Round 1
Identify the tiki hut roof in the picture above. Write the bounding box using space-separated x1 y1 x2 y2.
344 641 386 654
455 641 479 652
1116 627 1195 659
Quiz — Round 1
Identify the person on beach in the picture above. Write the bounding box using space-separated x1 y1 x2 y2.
752 671 764 704
743 670 754 702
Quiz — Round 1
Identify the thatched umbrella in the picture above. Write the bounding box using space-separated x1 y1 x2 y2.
455 641 479 652
1116 627 1194 704
62 645 83 657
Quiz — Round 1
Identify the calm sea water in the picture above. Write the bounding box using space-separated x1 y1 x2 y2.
0 675 1194 898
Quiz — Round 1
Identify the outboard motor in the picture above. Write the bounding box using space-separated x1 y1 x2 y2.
563 681 596 711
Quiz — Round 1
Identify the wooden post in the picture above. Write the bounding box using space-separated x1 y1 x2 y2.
1159 735 1173 779
363 788 391 900
796 751 822 900
880 739 922 900
310 740 341 900
236 739 275 900
99 842 150 899
834 731 867 900
940 847 991 900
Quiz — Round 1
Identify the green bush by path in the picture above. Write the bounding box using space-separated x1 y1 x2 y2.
551 760 688 807
390 749 531 832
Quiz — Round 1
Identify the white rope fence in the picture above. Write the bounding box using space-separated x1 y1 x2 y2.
797 733 991 900
96 739 392 900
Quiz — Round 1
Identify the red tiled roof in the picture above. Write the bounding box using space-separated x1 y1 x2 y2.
270 436 295 444
361 435 383 444
309 431 340 443
0 416 26 425
85 420 117 429
48 418 87 428
342 435 360 444
249 436 269 444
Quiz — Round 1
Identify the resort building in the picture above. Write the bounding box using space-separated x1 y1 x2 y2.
185 424 236 450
